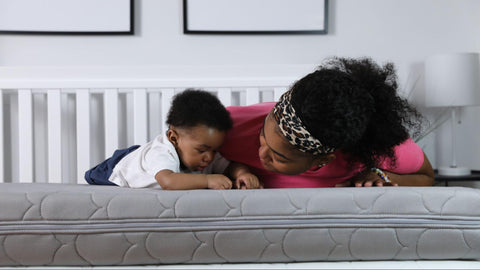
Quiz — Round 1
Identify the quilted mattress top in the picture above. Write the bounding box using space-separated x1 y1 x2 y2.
1 183 480 229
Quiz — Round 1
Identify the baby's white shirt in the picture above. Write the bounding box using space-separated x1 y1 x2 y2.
109 135 230 189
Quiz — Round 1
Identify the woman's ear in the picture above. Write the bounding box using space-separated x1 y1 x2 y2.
167 129 179 147
311 153 336 170
321 153 336 165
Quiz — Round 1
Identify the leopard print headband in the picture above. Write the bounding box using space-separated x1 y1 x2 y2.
272 90 335 155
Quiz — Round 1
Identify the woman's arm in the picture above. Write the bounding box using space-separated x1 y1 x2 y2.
155 169 233 190
386 152 435 186
336 152 435 187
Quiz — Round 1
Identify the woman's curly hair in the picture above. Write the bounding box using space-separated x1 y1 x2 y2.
290 57 422 170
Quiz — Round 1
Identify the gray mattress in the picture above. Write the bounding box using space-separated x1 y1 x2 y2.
0 183 479 266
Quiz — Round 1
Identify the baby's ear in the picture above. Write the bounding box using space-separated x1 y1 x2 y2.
167 129 179 146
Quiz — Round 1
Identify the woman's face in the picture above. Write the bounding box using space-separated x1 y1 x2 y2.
258 112 321 175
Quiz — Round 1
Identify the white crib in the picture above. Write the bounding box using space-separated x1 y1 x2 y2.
3 67 480 270
0 65 309 185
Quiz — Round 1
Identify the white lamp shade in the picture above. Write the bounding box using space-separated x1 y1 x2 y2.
425 53 480 107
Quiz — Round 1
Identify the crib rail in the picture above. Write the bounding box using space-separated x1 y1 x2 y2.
0 85 289 184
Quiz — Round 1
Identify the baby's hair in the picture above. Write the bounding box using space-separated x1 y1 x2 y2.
289 57 422 170
166 89 233 131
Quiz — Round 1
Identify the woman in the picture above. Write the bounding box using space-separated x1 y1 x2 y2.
219 57 434 188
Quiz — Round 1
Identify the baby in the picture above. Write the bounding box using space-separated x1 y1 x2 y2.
85 89 261 190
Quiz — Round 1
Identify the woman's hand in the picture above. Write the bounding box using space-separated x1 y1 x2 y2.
226 162 263 189
234 172 263 189
335 171 398 187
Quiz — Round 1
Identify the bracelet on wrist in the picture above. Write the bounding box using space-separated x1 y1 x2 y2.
371 168 391 183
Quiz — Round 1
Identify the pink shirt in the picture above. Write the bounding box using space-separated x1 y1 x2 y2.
220 102 424 188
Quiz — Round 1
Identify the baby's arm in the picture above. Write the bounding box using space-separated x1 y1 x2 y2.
155 169 233 190
226 162 262 189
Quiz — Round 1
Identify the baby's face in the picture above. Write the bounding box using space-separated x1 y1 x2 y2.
175 125 226 172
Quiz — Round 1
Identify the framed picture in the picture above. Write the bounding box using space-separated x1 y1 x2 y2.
183 0 328 34
0 0 134 35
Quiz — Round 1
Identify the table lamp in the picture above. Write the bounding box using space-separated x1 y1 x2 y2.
425 52 480 176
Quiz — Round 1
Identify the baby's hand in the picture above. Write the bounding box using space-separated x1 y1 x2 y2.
235 173 262 189
206 174 233 190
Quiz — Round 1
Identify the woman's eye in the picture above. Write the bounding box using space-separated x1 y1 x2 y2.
196 149 206 153
273 156 288 164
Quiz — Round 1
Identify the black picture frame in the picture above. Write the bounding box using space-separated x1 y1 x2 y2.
0 0 134 35
183 0 328 35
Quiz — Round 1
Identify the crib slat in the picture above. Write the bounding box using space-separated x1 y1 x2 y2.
0 89 4 182
148 92 161 141
246 88 260 105
76 90 90 184
274 87 287 101
217 88 232 107
47 89 62 183
161 89 175 141
18 89 34 183
104 89 119 157
133 89 148 145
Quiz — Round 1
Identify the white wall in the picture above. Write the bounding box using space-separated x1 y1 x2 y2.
1 0 479 68
1 0 480 173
